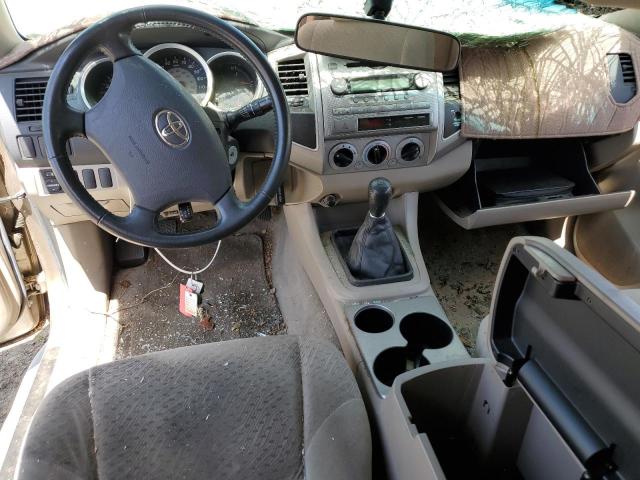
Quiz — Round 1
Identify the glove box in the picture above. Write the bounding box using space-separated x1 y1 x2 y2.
379 237 640 480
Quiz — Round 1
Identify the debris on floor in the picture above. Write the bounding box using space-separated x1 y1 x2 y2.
419 197 526 353
112 232 285 359
0 325 48 426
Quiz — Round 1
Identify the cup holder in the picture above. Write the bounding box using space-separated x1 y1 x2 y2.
373 347 430 387
354 306 394 333
400 313 453 350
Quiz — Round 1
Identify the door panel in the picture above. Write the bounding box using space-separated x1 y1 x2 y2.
0 231 22 337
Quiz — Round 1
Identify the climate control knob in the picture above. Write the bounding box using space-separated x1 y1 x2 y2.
397 138 425 163
364 141 390 166
329 143 357 169
334 148 354 167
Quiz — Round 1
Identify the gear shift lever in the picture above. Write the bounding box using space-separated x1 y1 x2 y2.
346 178 407 280
368 177 392 218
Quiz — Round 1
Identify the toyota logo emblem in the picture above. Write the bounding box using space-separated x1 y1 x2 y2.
154 109 190 148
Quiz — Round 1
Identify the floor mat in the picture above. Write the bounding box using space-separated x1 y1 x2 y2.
419 196 527 352
112 233 285 359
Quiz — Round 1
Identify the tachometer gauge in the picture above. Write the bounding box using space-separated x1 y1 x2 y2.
79 58 113 109
144 43 213 106
207 52 259 111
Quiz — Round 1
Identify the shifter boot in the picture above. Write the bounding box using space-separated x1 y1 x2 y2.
347 213 406 279
346 178 406 280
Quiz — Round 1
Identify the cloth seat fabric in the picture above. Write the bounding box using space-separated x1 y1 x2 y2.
18 335 372 480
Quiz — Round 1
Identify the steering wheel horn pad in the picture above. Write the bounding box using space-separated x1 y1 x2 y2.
85 54 231 213
43 6 291 248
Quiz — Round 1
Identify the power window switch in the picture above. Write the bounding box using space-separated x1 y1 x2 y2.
82 169 97 189
17 136 36 159
46 184 63 194
41 171 62 194
98 167 113 188
40 169 56 180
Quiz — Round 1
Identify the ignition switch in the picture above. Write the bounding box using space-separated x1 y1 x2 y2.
318 194 340 208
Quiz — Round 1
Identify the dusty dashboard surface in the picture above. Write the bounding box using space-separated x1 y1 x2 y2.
0 14 470 218
460 19 640 138
1 8 637 223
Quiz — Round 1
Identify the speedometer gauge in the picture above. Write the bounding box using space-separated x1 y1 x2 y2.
207 52 259 111
144 43 213 106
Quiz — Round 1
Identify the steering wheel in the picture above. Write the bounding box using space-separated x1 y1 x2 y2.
43 6 291 248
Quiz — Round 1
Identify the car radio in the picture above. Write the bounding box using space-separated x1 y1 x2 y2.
320 58 436 138
329 72 430 96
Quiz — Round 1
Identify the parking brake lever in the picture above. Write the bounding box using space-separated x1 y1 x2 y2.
225 96 273 130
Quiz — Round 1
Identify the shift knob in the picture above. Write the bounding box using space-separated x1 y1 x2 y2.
368 177 392 218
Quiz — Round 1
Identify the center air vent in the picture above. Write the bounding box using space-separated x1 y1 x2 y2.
607 53 637 103
277 58 308 96
442 69 462 138
14 77 48 122
442 69 460 97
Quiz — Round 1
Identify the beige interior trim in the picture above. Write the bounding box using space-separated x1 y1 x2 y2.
587 0 640 7
574 147 640 287
601 9 640 37
283 193 436 368
460 19 640 138
0 0 22 59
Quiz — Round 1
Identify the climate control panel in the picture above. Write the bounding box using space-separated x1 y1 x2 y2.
327 135 429 174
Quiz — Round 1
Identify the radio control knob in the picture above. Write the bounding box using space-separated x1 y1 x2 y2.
414 73 430 90
330 78 349 95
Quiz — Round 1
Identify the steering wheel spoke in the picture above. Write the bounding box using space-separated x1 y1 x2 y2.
215 188 247 229
115 205 157 234
62 106 85 137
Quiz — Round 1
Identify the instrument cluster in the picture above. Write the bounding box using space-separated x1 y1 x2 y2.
78 43 261 112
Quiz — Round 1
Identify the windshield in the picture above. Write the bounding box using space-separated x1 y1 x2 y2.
6 0 615 46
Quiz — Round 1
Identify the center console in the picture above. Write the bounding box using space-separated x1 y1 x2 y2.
378 237 640 480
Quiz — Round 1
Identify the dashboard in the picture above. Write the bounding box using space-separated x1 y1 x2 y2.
71 43 263 112
0 18 634 233
0 21 472 224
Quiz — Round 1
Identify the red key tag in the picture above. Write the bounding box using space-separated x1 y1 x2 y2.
179 284 199 317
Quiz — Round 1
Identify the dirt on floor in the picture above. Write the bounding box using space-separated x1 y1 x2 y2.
113 218 285 358
419 197 527 353
0 326 48 426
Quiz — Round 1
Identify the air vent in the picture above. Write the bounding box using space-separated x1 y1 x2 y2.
277 58 308 96
620 54 636 84
607 53 637 104
442 69 462 138
14 77 48 122
442 69 460 97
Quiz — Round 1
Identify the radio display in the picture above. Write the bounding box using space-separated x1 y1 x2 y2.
358 114 430 131
350 75 412 94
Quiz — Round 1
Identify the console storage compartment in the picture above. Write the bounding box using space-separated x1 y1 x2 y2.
378 237 640 479
393 360 583 479
435 140 633 229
